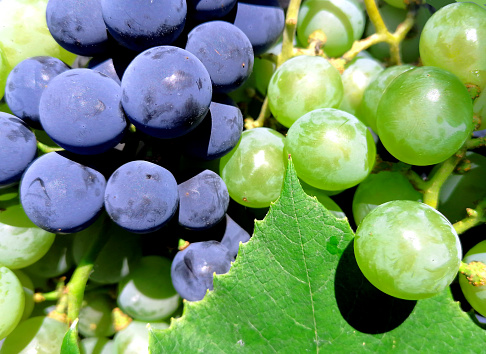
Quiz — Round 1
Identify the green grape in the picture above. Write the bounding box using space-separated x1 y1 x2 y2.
24 234 74 278
355 200 462 300
285 108 376 191
0 0 76 70
0 48 9 99
113 321 168 354
72 217 142 284
0 186 55 269
12 269 34 322
352 171 422 225
338 56 383 116
420 3 486 96
80 337 114 354
365 4 430 63
0 316 67 354
220 127 286 208
300 181 345 218
474 90 486 130
78 293 116 338
358 64 415 131
459 240 486 318
118 256 180 322
297 0 365 57
376 66 473 166
438 152 486 223
254 57 275 96
0 267 24 340
267 55 343 128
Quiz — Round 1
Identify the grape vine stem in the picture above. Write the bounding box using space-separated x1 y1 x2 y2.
453 199 486 235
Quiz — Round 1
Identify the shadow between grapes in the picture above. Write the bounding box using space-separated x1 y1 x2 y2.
335 239 416 334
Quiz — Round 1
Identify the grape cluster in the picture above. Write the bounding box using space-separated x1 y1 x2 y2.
0 0 486 351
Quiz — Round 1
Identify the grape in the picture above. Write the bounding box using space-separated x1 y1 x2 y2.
376 66 473 166
297 0 365 57
11 270 34 322
46 0 110 56
234 0 285 55
300 181 346 219
358 64 415 132
23 234 75 278
253 57 275 96
0 267 24 340
220 127 286 208
187 0 237 22
5 56 70 129
338 56 383 117
121 46 212 139
474 89 486 131
267 55 344 128
0 316 67 354
185 21 254 93
171 241 233 301
113 321 169 354
220 214 251 259
438 152 486 223
0 113 37 187
80 337 114 354
101 0 186 52
0 186 55 269
118 256 180 321
355 200 462 300
104 161 179 233
0 0 76 71
72 218 142 284
285 108 376 191
420 2 486 95
20 152 106 233
352 171 422 225
78 292 116 338
459 240 486 318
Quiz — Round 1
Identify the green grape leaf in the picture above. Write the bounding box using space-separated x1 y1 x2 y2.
150 159 486 352
60 320 81 354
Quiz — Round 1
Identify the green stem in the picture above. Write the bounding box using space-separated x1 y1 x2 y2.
453 199 486 234
422 147 467 209
466 137 486 150
402 168 428 192
244 96 271 129
66 217 110 324
37 141 64 154
278 0 302 66
459 260 486 286
364 0 387 34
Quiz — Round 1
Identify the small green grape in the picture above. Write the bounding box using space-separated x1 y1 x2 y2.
355 200 462 300
0 267 24 340
459 240 486 318
113 321 168 354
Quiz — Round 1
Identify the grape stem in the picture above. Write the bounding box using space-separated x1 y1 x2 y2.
453 199 486 234
459 260 486 286
244 96 271 129
65 216 111 325
422 147 467 209
36 141 63 154
278 0 302 67
466 137 486 150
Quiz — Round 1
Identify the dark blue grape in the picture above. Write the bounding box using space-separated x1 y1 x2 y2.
0 113 37 188
187 0 237 22
5 57 70 129
39 68 127 155
101 0 187 52
234 0 285 55
46 0 111 56
104 160 179 234
185 21 254 93
178 170 229 230
171 241 233 301
220 214 250 259
89 57 121 85
121 46 212 139
19 152 106 233
182 94 242 160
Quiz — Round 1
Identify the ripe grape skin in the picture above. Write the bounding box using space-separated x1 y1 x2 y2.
358 64 415 132
352 171 422 225
113 321 168 354
220 127 286 208
355 200 462 300
285 108 376 191
0 113 37 187
419 2 486 94
267 55 343 128
220 215 251 259
376 66 473 166
187 0 237 22
297 0 365 57
0 267 25 340
78 292 116 338
459 240 486 318
0 316 68 353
